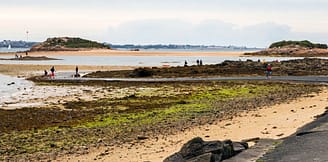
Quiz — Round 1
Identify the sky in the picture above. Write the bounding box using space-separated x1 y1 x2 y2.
1 0 328 47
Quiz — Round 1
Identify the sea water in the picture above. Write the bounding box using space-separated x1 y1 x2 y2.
0 55 310 67
0 47 30 53
0 74 34 106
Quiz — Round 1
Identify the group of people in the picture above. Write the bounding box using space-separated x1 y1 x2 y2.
44 66 56 78
184 59 204 67
44 66 80 78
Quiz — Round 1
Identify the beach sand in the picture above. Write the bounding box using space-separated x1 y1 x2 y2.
59 88 328 162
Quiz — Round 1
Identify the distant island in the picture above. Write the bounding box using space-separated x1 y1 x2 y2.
109 44 261 51
246 40 328 57
2 38 261 52
30 37 110 51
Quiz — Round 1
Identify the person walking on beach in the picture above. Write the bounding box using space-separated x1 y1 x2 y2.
75 66 80 77
266 64 272 79
50 66 55 79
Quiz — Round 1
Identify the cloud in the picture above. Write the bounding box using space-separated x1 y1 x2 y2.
106 19 299 47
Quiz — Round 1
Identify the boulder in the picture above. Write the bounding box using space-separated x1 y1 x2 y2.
164 137 248 162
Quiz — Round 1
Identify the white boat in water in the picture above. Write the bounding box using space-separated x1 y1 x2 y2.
7 44 11 49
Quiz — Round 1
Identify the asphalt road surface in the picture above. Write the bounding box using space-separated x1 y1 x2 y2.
53 76 328 83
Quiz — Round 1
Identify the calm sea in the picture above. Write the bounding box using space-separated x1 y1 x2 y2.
0 74 34 104
0 48 308 67
0 47 30 53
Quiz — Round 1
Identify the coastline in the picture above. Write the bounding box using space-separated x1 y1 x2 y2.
1 50 327 161
0 50 244 77
60 88 328 162
0 49 245 57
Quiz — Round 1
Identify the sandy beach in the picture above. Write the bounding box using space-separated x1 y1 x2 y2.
60 88 328 162
0 49 245 57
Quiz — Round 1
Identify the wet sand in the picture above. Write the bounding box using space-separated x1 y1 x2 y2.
0 64 137 77
60 88 328 162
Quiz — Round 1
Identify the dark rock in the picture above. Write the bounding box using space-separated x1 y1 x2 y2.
165 137 249 162
180 137 205 158
164 152 185 162
137 136 149 140
7 82 15 86
187 152 221 162
232 142 248 152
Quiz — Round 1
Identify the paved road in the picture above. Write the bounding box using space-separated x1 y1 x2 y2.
53 76 328 83
259 111 328 162
224 111 328 162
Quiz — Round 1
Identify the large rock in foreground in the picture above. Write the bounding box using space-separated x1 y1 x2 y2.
164 137 248 162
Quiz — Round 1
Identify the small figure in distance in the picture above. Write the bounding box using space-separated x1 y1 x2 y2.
184 60 188 67
200 60 203 66
196 59 200 66
266 64 272 79
50 66 55 79
44 70 48 77
75 66 80 77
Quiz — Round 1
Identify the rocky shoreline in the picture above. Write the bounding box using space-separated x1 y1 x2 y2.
82 58 328 78
0 81 324 161
1 56 328 161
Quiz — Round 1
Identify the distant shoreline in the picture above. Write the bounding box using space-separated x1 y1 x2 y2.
0 49 245 57
0 56 60 61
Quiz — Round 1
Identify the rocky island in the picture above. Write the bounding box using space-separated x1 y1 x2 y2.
29 37 110 51
245 40 328 57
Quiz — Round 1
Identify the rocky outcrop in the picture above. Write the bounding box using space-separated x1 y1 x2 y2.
30 37 109 51
164 137 248 162
245 40 328 57
245 47 328 57
84 58 328 78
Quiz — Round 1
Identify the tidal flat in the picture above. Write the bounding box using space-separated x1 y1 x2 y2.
0 80 323 161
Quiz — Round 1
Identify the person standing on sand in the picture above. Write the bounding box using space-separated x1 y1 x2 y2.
266 64 272 79
50 66 55 79
76 66 78 74
184 60 188 67
75 66 79 77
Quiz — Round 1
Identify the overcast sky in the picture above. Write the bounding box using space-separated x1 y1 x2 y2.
1 0 328 47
